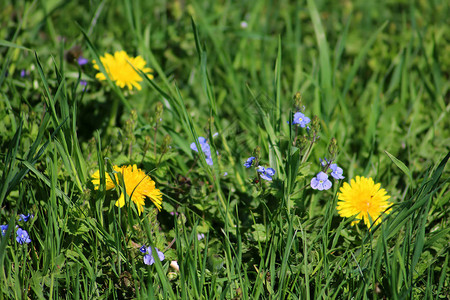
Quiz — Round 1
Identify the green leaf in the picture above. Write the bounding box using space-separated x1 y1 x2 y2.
385 150 414 188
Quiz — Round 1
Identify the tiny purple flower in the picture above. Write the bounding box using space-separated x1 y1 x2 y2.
143 246 165 265
77 56 88 66
330 164 344 179
257 166 276 181
16 228 31 244
20 69 27 77
310 172 332 190
205 156 213 166
244 157 255 168
197 233 205 240
80 80 87 91
1 224 8 236
139 245 147 253
190 137 214 165
19 214 34 222
320 157 330 167
293 112 311 128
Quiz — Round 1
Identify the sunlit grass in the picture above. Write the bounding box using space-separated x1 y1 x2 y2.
0 0 449 298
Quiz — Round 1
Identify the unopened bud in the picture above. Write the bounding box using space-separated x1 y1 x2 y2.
143 135 152 152
296 135 309 151
155 102 164 123
328 137 338 158
160 134 172 153
130 109 138 123
294 92 303 110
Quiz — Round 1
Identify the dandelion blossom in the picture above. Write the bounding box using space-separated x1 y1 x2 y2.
93 50 153 91
91 165 162 215
114 165 162 215
91 168 118 191
337 176 391 228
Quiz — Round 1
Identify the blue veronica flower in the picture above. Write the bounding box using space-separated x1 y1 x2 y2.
80 80 87 91
139 245 147 253
293 112 311 128
19 214 33 222
257 166 276 181
205 157 213 166
16 228 31 244
143 246 165 265
244 157 255 168
77 56 88 66
330 164 345 179
190 137 214 165
320 157 330 167
1 224 8 236
310 172 332 190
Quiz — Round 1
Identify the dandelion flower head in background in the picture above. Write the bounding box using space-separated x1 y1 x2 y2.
91 167 118 190
337 176 391 228
92 50 153 91
91 164 162 215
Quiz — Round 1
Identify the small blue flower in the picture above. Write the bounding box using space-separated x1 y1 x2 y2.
244 157 255 168
190 137 214 165
16 228 31 244
197 233 205 240
293 112 311 128
320 157 330 167
190 137 207 151
20 69 27 77
330 164 344 179
205 157 213 166
80 80 87 91
257 166 276 181
77 56 88 66
139 245 147 253
143 246 165 265
1 225 8 236
311 172 332 190
19 214 33 222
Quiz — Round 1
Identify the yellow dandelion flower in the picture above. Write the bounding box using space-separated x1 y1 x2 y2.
90 168 118 191
92 50 153 91
91 165 162 215
337 176 391 228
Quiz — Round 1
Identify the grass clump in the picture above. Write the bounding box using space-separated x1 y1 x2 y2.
0 0 449 298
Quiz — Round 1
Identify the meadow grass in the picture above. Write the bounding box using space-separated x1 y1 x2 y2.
0 0 449 299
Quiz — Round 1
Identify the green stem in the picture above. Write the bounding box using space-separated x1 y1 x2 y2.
107 97 120 134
